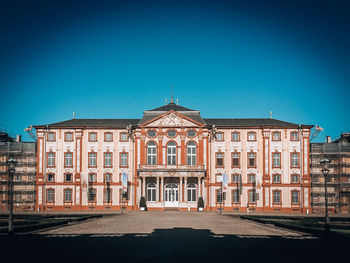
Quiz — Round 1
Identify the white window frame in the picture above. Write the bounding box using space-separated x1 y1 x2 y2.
187 142 196 166
104 153 112 167
167 142 176 165
47 153 55 167
147 142 157 165
187 183 196 202
65 152 73 167
64 189 72 202
89 153 97 166
120 153 128 166
147 183 156 202
272 153 280 167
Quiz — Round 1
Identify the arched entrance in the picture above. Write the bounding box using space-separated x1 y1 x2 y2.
164 183 179 207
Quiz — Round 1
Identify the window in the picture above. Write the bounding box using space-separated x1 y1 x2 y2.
216 174 222 183
232 153 240 167
216 153 224 167
272 132 281 141
147 183 156 202
147 141 157 165
105 173 112 183
232 174 240 183
248 132 256 141
147 130 156 138
248 153 256 167
232 132 240 141
273 174 281 183
248 190 256 203
273 191 281 203
291 132 299 141
14 174 21 181
104 132 113 142
216 190 226 203
47 173 54 182
167 130 177 137
47 132 55 141
104 152 112 167
187 183 196 202
64 189 72 202
65 132 73 142
120 133 128 141
187 142 196 165
167 141 176 165
15 194 21 202
291 153 299 167
216 132 224 141
292 191 299 204
232 190 239 203
248 174 256 183
104 188 112 203
88 188 96 202
120 153 128 167
89 132 97 142
272 153 280 168
47 153 55 167
47 189 54 202
88 173 97 183
291 174 299 183
65 152 73 167
65 173 72 182
89 152 97 167
187 130 196 137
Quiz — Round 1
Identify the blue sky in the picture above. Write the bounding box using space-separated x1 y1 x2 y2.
1 0 349 142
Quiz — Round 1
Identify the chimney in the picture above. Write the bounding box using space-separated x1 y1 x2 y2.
326 136 331 143
16 135 22 142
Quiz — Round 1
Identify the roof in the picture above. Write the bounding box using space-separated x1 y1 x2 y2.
146 102 197 112
204 118 302 127
34 119 140 128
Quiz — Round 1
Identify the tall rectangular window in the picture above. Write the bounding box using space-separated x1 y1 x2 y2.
292 191 299 204
65 173 72 182
273 191 281 203
104 132 113 142
232 190 239 203
216 132 224 141
232 174 240 183
248 153 256 167
89 132 97 142
88 173 97 183
120 153 128 167
64 189 72 202
272 153 280 168
47 189 54 202
216 190 226 203
291 132 299 141
272 132 281 141
232 132 240 141
89 152 97 167
216 153 224 167
47 173 54 182
248 190 256 203
291 153 299 167
105 173 112 183
65 152 73 167
232 153 240 167
65 132 73 141
120 133 128 141
88 188 96 202
104 153 112 167
104 188 112 203
248 174 256 183
47 132 55 141
47 153 55 167
248 132 256 141
273 174 281 183
291 174 299 183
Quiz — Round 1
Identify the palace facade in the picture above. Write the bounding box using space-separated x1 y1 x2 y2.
34 100 313 213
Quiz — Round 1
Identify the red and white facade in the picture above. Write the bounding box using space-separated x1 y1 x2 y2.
34 101 313 213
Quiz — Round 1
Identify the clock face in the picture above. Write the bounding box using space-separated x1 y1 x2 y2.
187 130 196 137
167 130 177 138
147 130 156 138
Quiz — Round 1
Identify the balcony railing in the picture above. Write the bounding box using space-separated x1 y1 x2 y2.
138 164 206 171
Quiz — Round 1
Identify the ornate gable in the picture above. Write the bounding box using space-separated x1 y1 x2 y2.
142 111 201 127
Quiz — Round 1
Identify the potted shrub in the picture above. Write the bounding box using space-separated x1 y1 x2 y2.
197 197 204 212
139 197 147 211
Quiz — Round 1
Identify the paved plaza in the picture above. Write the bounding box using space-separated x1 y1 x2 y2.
1 212 349 263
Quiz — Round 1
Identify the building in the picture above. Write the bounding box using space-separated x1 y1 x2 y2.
310 133 350 214
34 100 312 212
0 134 37 211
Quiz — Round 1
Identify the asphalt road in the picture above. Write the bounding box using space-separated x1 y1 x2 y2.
0 212 348 263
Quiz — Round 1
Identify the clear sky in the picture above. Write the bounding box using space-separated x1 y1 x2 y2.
1 0 349 142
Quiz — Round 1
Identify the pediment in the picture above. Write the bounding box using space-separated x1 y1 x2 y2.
141 111 202 127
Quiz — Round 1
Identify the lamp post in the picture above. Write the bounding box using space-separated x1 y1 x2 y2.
7 156 17 234
320 158 330 233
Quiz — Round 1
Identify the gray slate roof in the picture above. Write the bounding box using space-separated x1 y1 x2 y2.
204 118 300 127
36 119 140 128
147 102 196 112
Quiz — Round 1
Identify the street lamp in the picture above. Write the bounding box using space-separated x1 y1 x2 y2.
7 156 18 234
320 158 330 233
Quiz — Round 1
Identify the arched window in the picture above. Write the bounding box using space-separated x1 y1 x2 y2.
167 141 176 165
147 183 156 202
147 141 157 165
187 183 196 202
187 141 196 165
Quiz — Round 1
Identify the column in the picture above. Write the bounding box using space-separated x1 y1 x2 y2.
198 177 201 198
179 177 183 202
184 177 187 202
160 177 164 201
156 177 160 201
142 177 146 197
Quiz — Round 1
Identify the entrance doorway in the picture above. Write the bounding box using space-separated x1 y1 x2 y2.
164 183 179 207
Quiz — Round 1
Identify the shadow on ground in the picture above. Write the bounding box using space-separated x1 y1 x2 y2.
1 228 349 263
